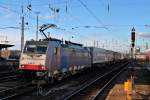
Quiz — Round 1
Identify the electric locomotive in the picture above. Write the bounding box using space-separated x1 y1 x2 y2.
19 38 91 82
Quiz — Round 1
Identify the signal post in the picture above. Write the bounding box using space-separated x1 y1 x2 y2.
131 27 135 59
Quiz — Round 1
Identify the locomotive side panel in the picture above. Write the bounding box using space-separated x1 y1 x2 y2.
45 43 92 78
60 47 71 72
60 47 91 73
45 41 61 76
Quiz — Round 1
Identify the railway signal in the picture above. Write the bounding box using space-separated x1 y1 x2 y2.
131 27 136 59
131 27 135 47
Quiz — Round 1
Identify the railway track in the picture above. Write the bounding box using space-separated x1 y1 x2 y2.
0 75 18 82
14 62 126 100
0 70 17 76
0 69 36 100
0 81 36 100
64 62 128 100
4 62 127 100
0 70 20 82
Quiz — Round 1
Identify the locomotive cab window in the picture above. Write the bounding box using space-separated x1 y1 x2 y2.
37 45 47 53
24 45 36 53
23 43 48 54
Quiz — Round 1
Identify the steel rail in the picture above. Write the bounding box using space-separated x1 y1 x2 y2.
64 62 128 100
0 75 18 81
92 66 127 100
0 83 31 93
1 85 36 100
0 82 34 100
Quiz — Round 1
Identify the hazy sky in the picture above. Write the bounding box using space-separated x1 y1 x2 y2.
0 0 150 52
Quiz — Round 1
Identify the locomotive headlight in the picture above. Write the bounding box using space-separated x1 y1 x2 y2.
41 66 45 69
21 65 24 68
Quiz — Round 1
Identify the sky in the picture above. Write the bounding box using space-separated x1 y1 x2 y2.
0 0 150 52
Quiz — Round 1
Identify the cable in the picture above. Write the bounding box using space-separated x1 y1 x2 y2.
97 0 107 9
0 27 20 29
77 0 109 30
0 5 20 15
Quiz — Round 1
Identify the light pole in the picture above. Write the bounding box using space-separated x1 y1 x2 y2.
21 5 25 52
35 12 40 41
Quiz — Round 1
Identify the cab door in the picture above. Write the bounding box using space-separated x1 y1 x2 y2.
54 47 61 69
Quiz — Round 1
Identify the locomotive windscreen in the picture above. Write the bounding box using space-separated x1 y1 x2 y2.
23 41 48 54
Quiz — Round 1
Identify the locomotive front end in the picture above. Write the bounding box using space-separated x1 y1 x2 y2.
19 41 48 71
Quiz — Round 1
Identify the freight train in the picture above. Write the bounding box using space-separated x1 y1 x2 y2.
19 38 125 83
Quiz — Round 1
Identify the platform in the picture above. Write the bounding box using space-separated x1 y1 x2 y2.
0 43 14 50
106 63 150 100
0 43 14 59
